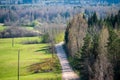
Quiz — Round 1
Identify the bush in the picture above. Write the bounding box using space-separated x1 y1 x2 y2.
21 40 40 44
41 33 50 43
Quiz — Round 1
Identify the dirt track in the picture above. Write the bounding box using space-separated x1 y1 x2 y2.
55 42 80 80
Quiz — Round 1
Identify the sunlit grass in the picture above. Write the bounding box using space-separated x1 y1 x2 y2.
55 32 64 43
0 37 61 80
0 25 6 31
24 26 34 30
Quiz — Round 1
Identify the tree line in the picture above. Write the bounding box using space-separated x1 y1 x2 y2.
65 10 120 80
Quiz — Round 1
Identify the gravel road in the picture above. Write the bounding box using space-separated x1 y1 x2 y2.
55 42 80 80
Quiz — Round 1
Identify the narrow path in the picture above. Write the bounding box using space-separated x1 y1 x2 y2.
55 42 80 80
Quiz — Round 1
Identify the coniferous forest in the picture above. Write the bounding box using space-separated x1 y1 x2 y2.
65 11 120 80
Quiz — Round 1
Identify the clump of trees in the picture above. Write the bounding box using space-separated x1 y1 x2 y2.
65 14 88 57
0 27 40 38
65 10 120 80
0 5 79 26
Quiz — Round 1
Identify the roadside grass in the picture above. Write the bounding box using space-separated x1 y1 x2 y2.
55 32 64 43
0 37 61 80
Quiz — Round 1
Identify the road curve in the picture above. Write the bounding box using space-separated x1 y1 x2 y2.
55 42 80 80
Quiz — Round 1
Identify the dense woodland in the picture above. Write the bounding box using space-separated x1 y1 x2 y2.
0 5 70 39
0 5 119 25
65 10 120 80
0 5 119 39
0 5 76 25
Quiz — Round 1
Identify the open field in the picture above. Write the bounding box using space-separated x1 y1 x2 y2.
0 37 61 80
0 25 5 31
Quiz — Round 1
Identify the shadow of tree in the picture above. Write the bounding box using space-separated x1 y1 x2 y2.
35 46 53 54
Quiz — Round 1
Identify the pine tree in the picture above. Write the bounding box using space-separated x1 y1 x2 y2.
108 28 120 80
80 34 91 80
88 12 98 26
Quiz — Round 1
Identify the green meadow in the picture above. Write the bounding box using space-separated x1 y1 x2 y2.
0 37 61 80
0 25 6 31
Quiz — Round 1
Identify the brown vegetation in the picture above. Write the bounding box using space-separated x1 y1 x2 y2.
28 57 61 74
65 14 88 57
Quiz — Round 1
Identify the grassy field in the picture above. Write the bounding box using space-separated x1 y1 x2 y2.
0 25 5 31
0 37 61 80
22 26 34 30
0 25 34 31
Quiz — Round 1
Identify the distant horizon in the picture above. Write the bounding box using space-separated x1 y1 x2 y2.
0 0 120 6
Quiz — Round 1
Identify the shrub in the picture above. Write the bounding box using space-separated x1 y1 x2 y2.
21 40 40 44
41 33 50 43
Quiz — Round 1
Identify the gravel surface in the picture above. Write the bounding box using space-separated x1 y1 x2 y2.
55 42 80 80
